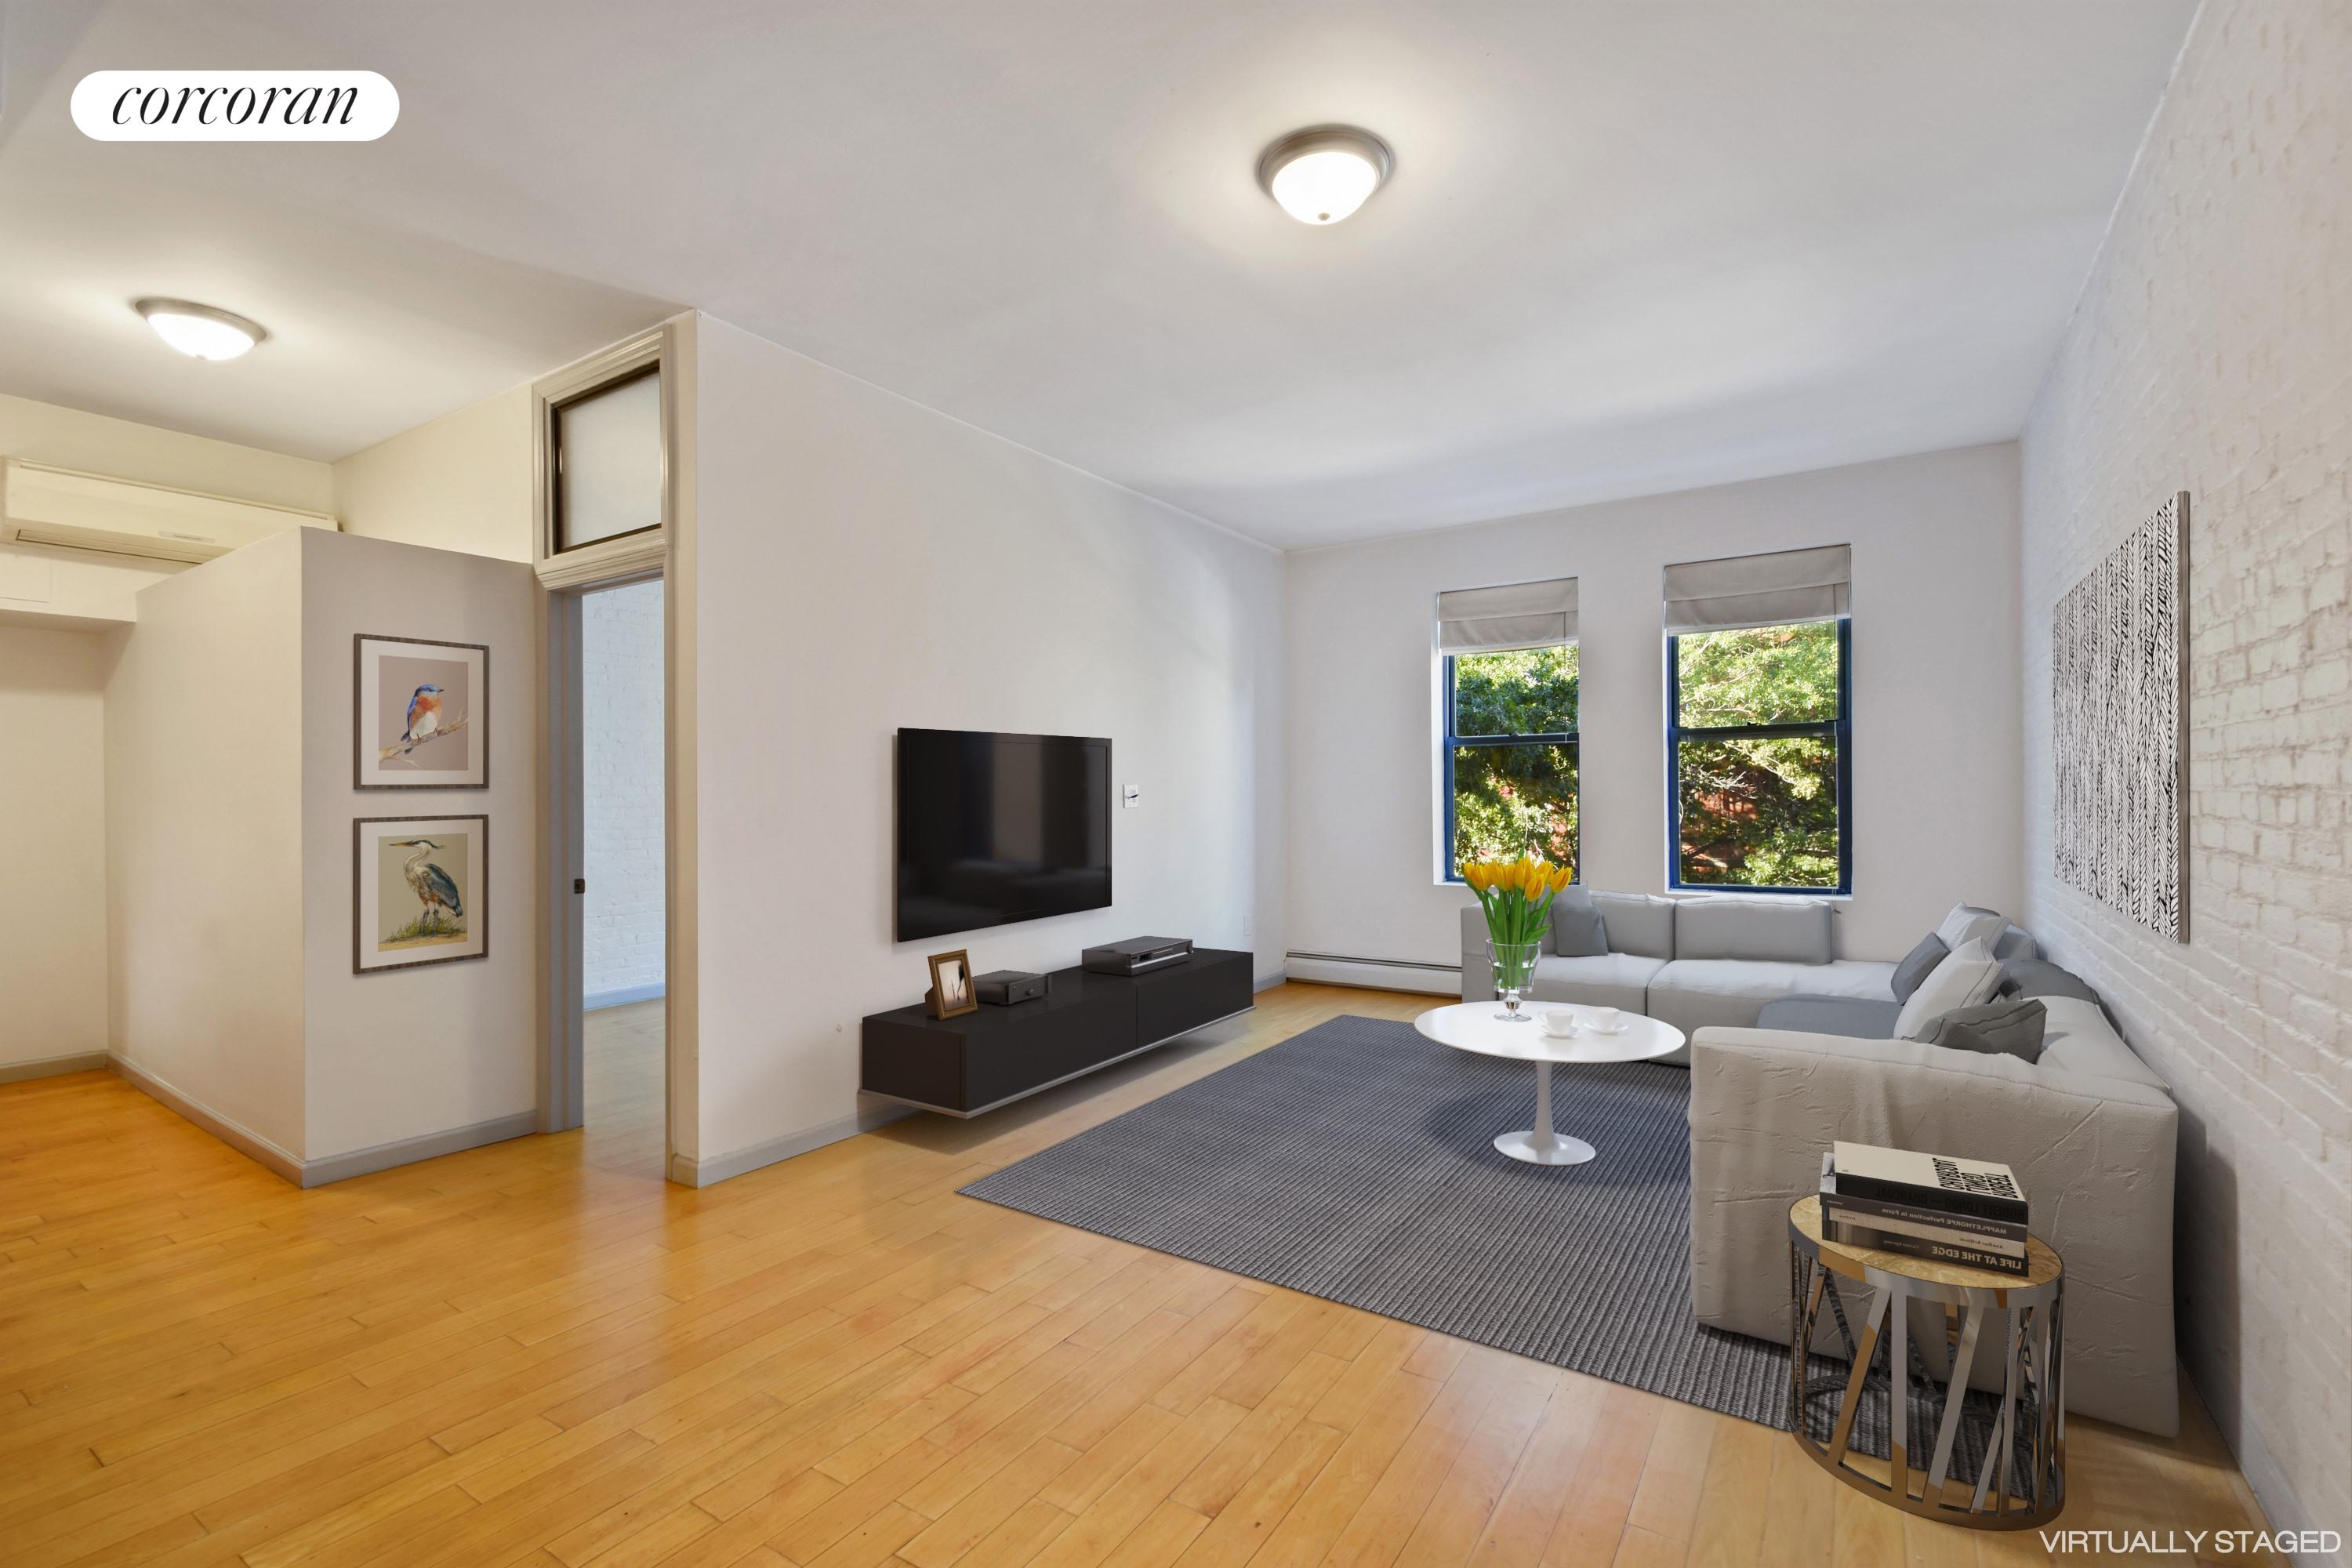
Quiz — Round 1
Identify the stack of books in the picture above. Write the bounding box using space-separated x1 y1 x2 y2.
1820 1141 2030 1276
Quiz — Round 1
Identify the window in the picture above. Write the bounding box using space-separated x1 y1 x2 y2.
1667 617 1849 891
1445 644 1580 879
550 364 663 554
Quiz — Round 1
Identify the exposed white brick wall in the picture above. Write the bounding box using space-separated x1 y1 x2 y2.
583 579 665 1003
2019 3 2349 1550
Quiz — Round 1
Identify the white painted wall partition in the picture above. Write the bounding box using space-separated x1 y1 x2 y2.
680 311 1287 1185
297 530 539 1167
104 530 309 1161
101 526 539 1182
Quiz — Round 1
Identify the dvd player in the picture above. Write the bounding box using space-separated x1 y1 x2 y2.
1081 936 1193 976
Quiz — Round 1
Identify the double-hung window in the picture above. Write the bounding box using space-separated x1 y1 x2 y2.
1663 546 1852 892
1437 577 1579 880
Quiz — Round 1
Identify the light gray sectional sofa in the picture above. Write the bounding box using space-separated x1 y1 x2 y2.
1687 998 2179 1436
1460 891 1918 1065
1459 889 2180 1436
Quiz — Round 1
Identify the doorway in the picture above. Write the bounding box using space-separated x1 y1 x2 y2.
578 577 665 1166
541 572 668 1174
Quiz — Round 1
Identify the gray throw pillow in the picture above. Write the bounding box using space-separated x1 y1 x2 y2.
1890 932 1949 1003
1549 884 1608 957
1918 996 2049 1062
1998 957 2103 1005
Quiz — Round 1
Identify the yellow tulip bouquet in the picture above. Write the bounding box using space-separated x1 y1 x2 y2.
1462 854 1574 1019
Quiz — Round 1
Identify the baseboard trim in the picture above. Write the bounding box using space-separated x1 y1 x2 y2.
585 982 666 1011
301 1112 539 1188
110 1055 536 1188
110 1056 305 1186
669 1102 917 1189
1283 952 1461 996
0 1051 110 1086
1252 971 1287 993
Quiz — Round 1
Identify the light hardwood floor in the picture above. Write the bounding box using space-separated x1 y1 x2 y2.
0 983 2262 1568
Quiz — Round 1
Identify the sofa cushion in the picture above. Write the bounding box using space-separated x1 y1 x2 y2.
1548 884 1608 957
2038 997 2170 1092
1647 958 1899 1048
1592 891 1675 959
1992 923 2039 962
1892 938 2002 1038
1755 995 1902 1039
1672 897 1832 964
1918 996 2048 1062
1889 931 1948 1002
1526 951 1666 1013
1935 902 2009 951
1999 956 2103 1004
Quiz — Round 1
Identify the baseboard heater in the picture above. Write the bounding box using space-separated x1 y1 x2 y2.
1283 951 1462 996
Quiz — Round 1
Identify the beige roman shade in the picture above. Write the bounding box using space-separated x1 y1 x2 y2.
1436 576 1577 654
1661 544 1850 633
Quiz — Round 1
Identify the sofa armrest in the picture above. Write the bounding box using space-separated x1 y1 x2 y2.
1458 905 1553 1001
1686 1026 2180 1436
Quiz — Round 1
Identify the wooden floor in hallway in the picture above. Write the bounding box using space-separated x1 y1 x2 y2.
0 984 2264 1568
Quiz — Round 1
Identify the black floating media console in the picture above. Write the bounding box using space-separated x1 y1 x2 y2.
861 949 1254 1116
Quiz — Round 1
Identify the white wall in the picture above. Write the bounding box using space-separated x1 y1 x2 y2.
1287 444 2023 971
0 390 333 620
297 529 539 1162
685 312 1287 1173
582 579 666 1005
0 627 109 1070
332 384 534 563
2018 2 2350 1547
103 529 308 1158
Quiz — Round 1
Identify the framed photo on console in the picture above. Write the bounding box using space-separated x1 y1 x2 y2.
355 815 488 972
927 949 978 1018
355 633 488 789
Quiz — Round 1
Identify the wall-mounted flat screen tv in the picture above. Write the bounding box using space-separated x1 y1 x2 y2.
895 728 1112 942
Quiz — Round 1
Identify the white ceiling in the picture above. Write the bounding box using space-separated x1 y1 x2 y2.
0 0 2194 549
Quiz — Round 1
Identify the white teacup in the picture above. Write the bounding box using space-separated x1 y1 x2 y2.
1588 1006 1622 1033
1540 1009 1578 1038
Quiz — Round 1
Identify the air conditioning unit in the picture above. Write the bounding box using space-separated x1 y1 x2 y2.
1 459 339 564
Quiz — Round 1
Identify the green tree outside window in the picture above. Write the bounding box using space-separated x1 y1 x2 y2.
1670 620 1846 889
1447 644 1579 879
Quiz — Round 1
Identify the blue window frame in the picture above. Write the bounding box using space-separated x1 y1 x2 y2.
1666 617 1850 893
1441 644 1580 881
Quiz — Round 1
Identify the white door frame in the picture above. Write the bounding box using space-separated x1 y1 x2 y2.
532 317 693 1178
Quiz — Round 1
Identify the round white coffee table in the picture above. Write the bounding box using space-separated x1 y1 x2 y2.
1413 1001 1686 1166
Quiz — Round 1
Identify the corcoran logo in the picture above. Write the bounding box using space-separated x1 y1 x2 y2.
71 71 397 141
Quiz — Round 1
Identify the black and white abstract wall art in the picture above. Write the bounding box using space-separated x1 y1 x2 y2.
2052 491 2190 942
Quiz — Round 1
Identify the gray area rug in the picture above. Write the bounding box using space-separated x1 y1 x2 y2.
963 1014 2021 1464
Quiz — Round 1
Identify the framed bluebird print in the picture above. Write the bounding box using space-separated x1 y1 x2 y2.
354 633 488 789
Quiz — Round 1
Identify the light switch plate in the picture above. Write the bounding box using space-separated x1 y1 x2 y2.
1122 783 1141 808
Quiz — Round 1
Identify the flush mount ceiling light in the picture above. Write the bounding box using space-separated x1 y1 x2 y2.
134 297 267 361
1258 125 1392 226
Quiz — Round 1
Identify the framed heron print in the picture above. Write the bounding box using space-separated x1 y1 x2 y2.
355 815 488 972
355 633 488 789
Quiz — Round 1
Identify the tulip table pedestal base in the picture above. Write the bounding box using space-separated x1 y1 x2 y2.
1412 1003 1686 1167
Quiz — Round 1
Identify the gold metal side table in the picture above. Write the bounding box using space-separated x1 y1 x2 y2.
1786 1195 2065 1530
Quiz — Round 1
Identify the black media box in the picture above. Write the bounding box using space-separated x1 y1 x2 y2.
974 970 1050 1006
1081 937 1193 976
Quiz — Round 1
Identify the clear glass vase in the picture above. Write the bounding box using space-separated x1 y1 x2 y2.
1488 939 1542 1022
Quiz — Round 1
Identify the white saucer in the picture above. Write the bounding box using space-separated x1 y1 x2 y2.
1584 1022 1631 1036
